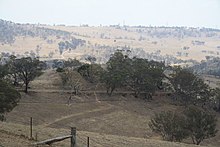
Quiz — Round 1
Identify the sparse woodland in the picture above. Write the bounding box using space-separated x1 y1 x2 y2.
1 19 220 146
1 49 220 145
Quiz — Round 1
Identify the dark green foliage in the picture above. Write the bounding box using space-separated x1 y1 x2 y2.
129 58 165 97
0 64 8 79
63 58 82 69
149 111 189 142
102 51 165 96
0 19 70 44
58 41 65 55
184 106 218 145
170 68 211 106
58 38 86 54
56 67 64 72
85 56 97 64
213 88 220 112
191 57 220 77
13 57 45 93
0 19 17 44
78 64 90 79
5 55 19 86
103 51 131 95
0 79 21 121
52 59 64 69
78 63 104 83
89 64 104 82
149 107 218 145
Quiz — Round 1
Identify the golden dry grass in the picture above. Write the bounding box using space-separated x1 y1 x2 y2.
0 122 205 147
1 25 220 62
1 70 220 147
3 90 219 147
42 25 220 61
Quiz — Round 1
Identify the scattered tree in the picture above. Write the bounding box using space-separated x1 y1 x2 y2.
85 56 96 64
78 63 103 83
170 68 211 106
213 88 220 112
5 55 19 86
0 64 8 79
149 107 218 145
13 57 45 93
60 69 82 96
149 111 188 142
102 51 165 97
128 58 164 98
184 106 218 145
103 51 130 95
64 58 82 69
0 79 21 121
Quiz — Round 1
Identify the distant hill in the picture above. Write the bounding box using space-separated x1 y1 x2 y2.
191 57 220 76
0 19 70 44
1 19 220 65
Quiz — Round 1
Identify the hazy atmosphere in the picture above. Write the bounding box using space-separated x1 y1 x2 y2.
0 0 220 28
1 0 220 147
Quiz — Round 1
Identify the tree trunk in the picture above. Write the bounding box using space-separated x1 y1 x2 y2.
191 136 196 145
25 82 28 93
196 139 202 145
134 90 140 98
109 86 115 96
218 98 220 112
106 86 110 95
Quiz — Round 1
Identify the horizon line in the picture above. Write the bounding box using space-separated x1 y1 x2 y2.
1 18 220 30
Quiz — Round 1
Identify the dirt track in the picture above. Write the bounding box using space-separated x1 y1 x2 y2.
41 103 113 128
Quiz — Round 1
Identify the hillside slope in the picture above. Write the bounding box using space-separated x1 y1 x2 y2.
0 122 205 147
1 19 220 65
1 70 220 147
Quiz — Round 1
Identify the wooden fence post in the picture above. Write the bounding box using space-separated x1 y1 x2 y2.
35 132 38 141
87 136 90 147
71 127 76 147
30 117 33 139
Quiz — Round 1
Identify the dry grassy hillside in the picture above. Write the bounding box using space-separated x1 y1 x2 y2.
0 122 206 147
43 25 220 61
1 70 220 147
1 20 220 64
1 20 220 146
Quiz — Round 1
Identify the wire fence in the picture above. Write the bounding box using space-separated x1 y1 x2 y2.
11 90 171 146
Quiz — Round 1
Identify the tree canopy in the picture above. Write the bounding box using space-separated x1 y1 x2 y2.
149 110 188 142
0 64 8 79
0 79 21 121
101 51 165 96
184 106 218 145
12 57 45 93
170 68 211 106
149 106 218 145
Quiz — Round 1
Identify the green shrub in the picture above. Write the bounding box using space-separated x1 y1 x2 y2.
56 67 64 72
184 106 218 145
149 107 218 145
0 80 21 121
149 111 189 142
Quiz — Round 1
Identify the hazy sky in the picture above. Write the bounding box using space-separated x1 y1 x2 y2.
0 0 220 28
